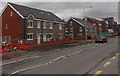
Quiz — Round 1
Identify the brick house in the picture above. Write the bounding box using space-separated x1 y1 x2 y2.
0 2 65 44
65 17 97 40
113 22 119 36
86 17 108 37
103 17 118 36
85 17 103 36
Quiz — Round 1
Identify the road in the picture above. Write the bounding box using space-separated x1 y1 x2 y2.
2 37 119 75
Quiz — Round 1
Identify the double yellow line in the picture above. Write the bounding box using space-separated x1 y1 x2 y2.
93 71 102 76
93 52 119 76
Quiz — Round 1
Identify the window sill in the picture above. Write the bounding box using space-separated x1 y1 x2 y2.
28 27 33 28
27 39 34 40
37 27 41 28
49 28 53 29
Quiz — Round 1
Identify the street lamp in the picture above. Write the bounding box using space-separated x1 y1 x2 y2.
83 6 92 36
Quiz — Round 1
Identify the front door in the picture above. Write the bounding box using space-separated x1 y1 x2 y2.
43 35 47 42
37 34 41 44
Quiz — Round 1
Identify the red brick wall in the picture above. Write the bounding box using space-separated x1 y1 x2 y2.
87 18 102 30
74 35 87 40
24 36 88 46
2 5 22 41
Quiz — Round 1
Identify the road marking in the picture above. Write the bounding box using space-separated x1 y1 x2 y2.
10 50 84 75
1 56 40 66
103 62 111 67
111 56 116 60
93 71 102 76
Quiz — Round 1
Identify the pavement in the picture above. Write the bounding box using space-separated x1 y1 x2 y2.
1 37 119 76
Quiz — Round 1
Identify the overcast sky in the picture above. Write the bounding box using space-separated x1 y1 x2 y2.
0 0 119 23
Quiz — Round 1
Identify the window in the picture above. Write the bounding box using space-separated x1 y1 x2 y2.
79 27 83 32
105 21 108 24
43 22 47 29
5 24 8 30
37 22 41 28
10 11 13 16
48 13 50 15
70 21 72 26
93 23 96 25
99 24 102 26
49 23 53 29
27 33 34 40
66 28 68 33
59 24 62 30
66 30 68 33
28 21 33 28
70 27 73 29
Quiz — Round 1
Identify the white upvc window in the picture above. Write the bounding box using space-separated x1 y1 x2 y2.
93 23 96 25
99 24 102 26
37 22 41 28
66 30 68 33
27 33 34 40
10 11 13 16
59 24 62 30
49 23 53 29
28 21 33 28
43 22 47 29
5 24 8 30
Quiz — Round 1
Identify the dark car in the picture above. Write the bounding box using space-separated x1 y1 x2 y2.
95 37 107 43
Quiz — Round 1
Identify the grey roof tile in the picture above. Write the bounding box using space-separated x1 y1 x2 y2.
9 2 63 22
73 17 94 27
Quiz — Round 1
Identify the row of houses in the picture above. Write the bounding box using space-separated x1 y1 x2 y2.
0 2 119 45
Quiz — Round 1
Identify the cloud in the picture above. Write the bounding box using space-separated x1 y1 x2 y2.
0 2 118 23
1 0 119 2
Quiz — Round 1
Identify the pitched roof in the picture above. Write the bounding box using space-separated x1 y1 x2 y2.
8 2 64 23
72 17 94 27
102 17 114 21
87 17 106 24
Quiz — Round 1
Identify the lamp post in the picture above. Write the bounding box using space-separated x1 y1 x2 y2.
83 6 92 36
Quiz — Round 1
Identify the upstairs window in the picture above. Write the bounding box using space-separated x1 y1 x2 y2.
10 11 13 16
99 24 102 26
28 21 33 28
5 24 8 30
93 23 96 25
59 24 63 30
37 22 41 28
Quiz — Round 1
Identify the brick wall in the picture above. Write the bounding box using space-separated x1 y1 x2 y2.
2 5 22 41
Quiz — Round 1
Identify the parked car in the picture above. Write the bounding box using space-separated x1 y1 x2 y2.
95 37 107 43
